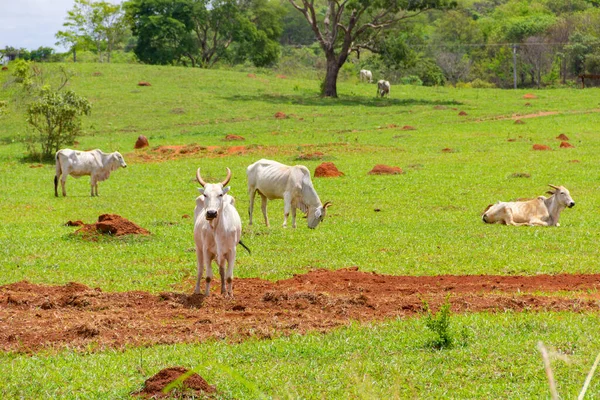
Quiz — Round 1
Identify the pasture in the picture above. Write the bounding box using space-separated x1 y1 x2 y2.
1 63 600 398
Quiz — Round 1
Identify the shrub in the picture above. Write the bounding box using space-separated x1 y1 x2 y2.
400 75 423 86
470 78 496 89
25 87 91 160
422 298 454 349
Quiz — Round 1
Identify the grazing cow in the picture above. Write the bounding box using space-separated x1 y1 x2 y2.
482 185 575 226
360 69 373 83
247 159 332 229
193 168 245 296
377 80 390 97
54 149 127 197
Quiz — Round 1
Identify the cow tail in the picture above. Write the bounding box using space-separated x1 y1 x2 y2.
54 152 61 197
238 240 251 255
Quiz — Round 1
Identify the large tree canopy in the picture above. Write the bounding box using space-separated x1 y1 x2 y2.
289 0 456 97
125 0 283 68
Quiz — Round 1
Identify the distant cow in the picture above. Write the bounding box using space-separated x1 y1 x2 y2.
360 69 373 83
193 167 247 296
247 159 332 229
482 185 575 226
377 80 390 97
54 149 127 197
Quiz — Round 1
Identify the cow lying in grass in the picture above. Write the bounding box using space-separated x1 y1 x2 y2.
482 185 575 226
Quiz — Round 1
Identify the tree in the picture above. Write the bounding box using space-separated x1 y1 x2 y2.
26 88 91 160
288 0 456 97
56 0 128 63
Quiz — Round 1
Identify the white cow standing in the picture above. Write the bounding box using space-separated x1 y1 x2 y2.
377 80 390 97
360 69 373 83
247 159 332 229
54 149 127 197
482 185 575 226
193 167 244 296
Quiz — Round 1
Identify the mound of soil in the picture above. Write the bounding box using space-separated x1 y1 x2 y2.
532 144 551 151
65 220 84 227
247 73 256 78
507 138 517 142
524 102 531 106
514 119 525 124
134 135 149 149
510 172 530 178
401 125 416 130
296 152 324 161
368 165 403 175
224 134 245 141
458 111 468 116
3 270 600 352
134 367 216 398
556 133 569 141
1 66 8 71
569 160 580 163
315 162 344 178
92 72 102 76
433 105 446 110
137 81 151 86
274 111 287 119
560 141 575 148
29 164 43 168
74 214 150 237
523 93 537 99
171 108 186 114
441 148 456 153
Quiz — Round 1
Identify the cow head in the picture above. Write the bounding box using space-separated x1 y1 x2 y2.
196 167 232 220
307 201 332 229
548 185 575 208
111 152 127 169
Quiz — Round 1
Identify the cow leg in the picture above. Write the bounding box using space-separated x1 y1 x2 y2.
248 188 256 226
204 250 213 297
225 251 236 297
194 248 204 295
283 192 292 227
90 176 97 197
291 205 297 229
60 176 68 197
54 175 59 197
260 193 269 227
219 264 226 295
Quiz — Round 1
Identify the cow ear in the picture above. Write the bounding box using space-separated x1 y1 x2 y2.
222 186 231 194
198 188 205 194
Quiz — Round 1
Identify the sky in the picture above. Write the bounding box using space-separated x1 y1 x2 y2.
0 0 121 53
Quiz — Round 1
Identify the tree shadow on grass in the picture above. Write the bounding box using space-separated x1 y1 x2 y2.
222 93 463 108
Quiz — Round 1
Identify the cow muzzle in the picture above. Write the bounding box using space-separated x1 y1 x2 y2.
568 202 575 208
206 210 218 220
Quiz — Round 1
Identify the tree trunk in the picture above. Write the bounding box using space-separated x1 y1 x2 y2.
322 54 341 97
72 48 77 63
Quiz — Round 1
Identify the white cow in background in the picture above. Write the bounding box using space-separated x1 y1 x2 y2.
194 167 248 296
54 149 127 197
377 80 390 97
482 185 575 226
247 159 332 229
360 69 373 83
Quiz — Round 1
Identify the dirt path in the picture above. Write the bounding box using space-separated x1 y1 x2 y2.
2 268 600 352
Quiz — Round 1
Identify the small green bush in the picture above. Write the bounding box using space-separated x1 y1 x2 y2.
25 87 91 160
400 75 423 86
470 78 496 89
422 299 454 349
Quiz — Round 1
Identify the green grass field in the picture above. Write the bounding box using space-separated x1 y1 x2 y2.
1 63 600 398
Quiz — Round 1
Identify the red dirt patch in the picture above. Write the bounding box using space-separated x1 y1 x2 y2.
507 139 517 142
134 135 149 149
315 162 344 178
74 214 150 238
401 125 416 130
532 144 552 151
557 134 569 141
29 164 43 168
514 119 525 125
297 152 324 161
224 134 245 141
368 165 403 175
441 148 456 153
137 81 151 86
274 111 287 119
247 73 256 78
569 160 580 163
65 220 84 227
1 66 8 71
433 105 446 110
2 269 600 352
226 146 247 155
523 93 537 99
458 111 468 116
134 367 216 398
560 141 575 148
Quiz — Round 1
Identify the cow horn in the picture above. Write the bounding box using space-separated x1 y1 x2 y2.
323 201 332 208
221 167 232 186
548 184 559 190
196 168 207 187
